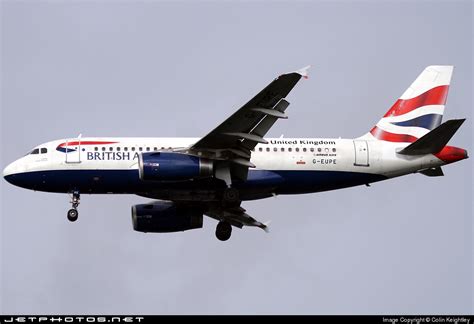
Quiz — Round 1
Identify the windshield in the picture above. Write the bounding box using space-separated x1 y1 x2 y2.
30 148 40 155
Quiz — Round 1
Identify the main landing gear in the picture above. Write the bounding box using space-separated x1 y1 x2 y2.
222 187 239 203
215 187 239 240
67 191 80 222
215 221 232 241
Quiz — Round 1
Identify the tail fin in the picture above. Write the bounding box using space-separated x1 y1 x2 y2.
365 65 453 143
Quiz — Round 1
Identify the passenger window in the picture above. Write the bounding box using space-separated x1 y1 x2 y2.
288 148 292 152
124 147 128 151
40 148 47 154
94 147 98 151
161 147 165 150
303 148 307 152
131 147 136 151
266 147 270 152
109 147 113 151
31 148 39 155
154 147 158 151
273 147 278 152
259 147 263 152
146 147 150 151
281 148 285 152
332 148 337 152
102 147 106 151
295 148 300 152
318 148 322 152
117 147 121 151
310 148 314 152
139 147 143 151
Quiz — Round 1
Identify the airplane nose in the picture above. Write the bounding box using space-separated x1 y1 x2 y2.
3 159 34 189
3 162 14 177
3 161 18 184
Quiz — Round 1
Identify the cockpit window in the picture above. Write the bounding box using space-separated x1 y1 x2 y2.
30 148 40 155
40 148 47 154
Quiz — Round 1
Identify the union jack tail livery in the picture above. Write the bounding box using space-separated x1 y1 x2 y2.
367 65 453 143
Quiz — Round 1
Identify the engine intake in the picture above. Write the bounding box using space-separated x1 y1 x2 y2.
138 152 213 181
132 201 203 233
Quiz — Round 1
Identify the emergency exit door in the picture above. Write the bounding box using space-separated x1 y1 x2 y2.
353 140 369 167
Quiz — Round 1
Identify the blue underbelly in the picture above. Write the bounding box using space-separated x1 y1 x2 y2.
4 169 387 197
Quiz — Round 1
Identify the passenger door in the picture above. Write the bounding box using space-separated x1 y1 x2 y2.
353 140 369 167
65 138 81 163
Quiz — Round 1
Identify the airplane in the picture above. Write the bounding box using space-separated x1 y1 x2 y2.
3 65 468 241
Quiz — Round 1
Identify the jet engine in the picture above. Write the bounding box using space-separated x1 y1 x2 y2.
131 201 203 233
138 152 213 181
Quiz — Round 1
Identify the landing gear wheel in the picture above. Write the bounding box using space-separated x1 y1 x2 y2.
215 221 232 241
67 208 78 222
223 188 239 203
67 191 81 222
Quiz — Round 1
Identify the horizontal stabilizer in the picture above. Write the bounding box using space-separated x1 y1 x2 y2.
398 119 465 155
419 167 444 177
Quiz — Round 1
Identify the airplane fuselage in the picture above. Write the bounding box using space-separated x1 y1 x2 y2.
3 137 463 202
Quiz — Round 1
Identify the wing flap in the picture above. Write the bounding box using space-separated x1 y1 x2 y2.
205 206 269 232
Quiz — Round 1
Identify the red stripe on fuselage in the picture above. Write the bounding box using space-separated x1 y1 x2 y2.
58 141 118 147
383 85 449 117
370 126 418 143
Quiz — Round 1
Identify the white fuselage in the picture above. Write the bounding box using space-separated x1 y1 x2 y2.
3 137 446 201
5 137 443 175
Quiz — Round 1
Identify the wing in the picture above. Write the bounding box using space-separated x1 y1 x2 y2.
205 205 270 232
186 66 310 181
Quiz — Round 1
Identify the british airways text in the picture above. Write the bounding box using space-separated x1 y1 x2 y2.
87 152 139 161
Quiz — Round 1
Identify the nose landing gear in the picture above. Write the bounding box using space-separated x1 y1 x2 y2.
67 191 80 222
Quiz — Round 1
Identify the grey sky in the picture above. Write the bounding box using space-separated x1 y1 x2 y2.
1 0 472 314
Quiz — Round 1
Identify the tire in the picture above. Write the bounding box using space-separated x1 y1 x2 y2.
215 221 232 241
67 208 78 222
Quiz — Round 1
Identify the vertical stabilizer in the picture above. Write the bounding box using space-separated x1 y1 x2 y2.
363 66 453 143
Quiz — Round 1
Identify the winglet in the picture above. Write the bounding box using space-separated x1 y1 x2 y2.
295 65 311 79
